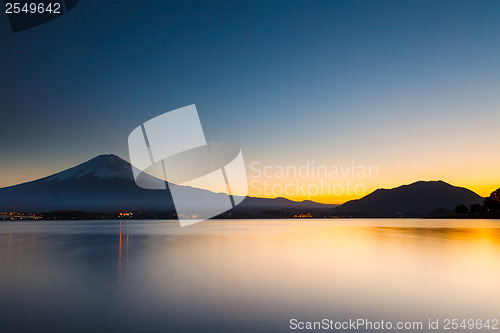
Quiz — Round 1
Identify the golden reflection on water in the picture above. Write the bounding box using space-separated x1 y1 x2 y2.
7 227 11 264
118 221 122 279
118 221 132 280
140 220 500 321
1 219 500 327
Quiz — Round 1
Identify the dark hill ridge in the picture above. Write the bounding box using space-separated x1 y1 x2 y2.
0 154 337 213
334 180 484 217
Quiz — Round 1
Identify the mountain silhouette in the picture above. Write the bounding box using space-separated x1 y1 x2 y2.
334 180 484 217
44 154 134 182
1 156 484 216
0 155 174 212
0 154 336 213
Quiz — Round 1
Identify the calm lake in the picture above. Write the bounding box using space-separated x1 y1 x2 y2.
1 219 499 332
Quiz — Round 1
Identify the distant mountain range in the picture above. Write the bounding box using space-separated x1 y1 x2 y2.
0 154 337 213
333 180 484 217
0 154 485 217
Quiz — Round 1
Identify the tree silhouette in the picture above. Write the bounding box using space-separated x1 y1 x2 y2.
454 204 468 215
470 204 485 214
484 188 500 212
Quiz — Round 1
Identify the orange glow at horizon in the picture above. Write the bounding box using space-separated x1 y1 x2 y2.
246 153 500 204
248 185 500 205
247 178 500 205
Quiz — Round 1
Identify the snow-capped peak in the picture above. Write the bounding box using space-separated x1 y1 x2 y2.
45 154 134 182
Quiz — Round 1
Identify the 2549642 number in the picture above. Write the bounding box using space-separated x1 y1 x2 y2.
443 319 499 330
5 2 61 14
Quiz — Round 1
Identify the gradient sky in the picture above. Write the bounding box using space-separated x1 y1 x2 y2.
1 0 499 204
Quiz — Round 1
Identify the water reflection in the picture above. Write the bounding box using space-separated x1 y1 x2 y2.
119 221 122 279
118 221 132 280
0 219 499 332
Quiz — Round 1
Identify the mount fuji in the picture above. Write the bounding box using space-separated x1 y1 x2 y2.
0 154 336 213
0 155 175 212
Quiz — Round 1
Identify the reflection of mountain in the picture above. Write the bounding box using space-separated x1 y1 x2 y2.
334 181 484 217
0 154 336 213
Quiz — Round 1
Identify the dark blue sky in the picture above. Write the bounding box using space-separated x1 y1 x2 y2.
1 0 499 199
